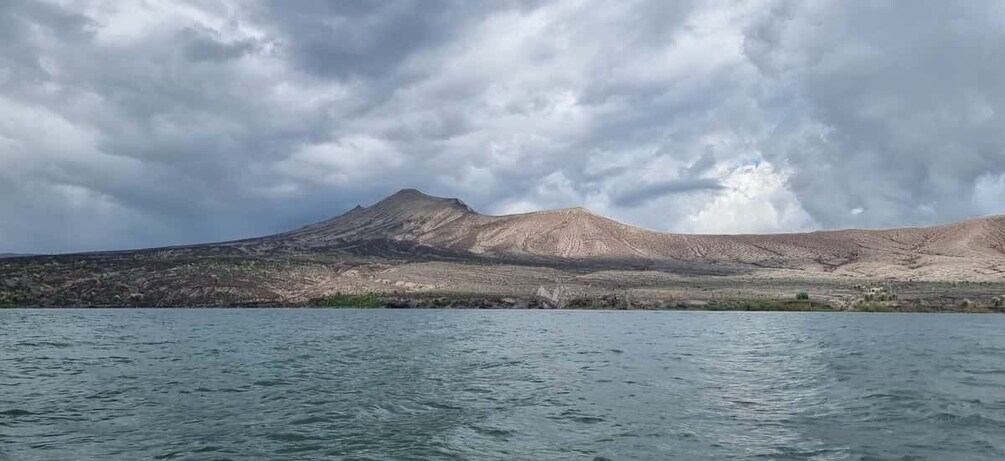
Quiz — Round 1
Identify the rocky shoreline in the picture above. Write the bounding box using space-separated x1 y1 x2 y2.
2 242 1003 312
375 293 1002 312
5 288 1003 313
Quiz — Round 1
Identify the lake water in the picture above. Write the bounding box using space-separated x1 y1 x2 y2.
1 309 1004 460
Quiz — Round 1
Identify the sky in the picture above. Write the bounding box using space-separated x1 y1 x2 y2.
2 0 1005 253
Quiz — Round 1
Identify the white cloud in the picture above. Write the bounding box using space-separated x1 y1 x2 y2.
684 163 814 234
974 173 1005 216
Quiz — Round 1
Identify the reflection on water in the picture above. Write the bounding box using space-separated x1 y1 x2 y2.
1 309 1004 460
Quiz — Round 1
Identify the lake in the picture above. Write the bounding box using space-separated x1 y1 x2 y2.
2 309 1004 460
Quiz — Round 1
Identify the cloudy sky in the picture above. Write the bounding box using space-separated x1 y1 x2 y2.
2 0 1005 253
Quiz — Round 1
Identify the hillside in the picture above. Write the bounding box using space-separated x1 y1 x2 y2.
236 189 1005 280
1 189 1003 308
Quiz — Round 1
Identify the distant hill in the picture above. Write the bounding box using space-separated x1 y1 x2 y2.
232 189 1005 280
2 189 1003 308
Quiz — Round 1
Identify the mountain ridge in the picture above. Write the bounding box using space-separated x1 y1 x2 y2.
328 188 1005 237
3 188 1003 308
198 189 1001 281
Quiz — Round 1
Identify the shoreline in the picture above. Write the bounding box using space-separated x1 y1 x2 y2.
3 307 1002 313
4 296 1003 313
4 253 1003 312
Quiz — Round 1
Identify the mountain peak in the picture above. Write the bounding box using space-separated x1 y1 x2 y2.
562 206 596 215
519 206 604 219
372 189 474 214
388 188 426 198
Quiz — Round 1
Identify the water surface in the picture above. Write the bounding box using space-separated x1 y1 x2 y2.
2 309 1004 460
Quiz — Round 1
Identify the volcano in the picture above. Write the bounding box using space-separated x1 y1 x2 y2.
3 189 1004 308
228 189 1005 279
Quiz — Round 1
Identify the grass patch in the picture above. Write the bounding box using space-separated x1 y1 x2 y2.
795 292 809 300
310 293 384 308
734 299 779 311
851 302 896 312
0 294 22 308
704 299 830 311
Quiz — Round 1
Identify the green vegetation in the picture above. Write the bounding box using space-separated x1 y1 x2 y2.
310 293 384 308
735 299 780 311
858 285 897 302
705 299 830 312
993 296 1003 308
852 302 896 312
849 285 900 311
795 292 810 300
0 293 22 308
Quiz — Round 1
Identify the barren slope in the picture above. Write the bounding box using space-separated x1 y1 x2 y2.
236 189 1005 280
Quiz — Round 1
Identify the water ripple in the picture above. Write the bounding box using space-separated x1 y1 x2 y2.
1 309 1005 459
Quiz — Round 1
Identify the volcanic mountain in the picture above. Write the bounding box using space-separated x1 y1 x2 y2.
239 189 1005 280
5 188 1005 308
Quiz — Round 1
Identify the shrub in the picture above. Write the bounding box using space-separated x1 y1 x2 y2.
853 302 895 312
796 292 810 300
0 293 21 308
993 296 1003 308
858 285 897 303
741 299 779 311
311 293 384 308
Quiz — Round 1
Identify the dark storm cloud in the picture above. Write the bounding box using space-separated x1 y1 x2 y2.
612 151 725 207
0 0 1003 252
254 0 506 79
613 178 725 208
745 0 1005 228
0 0 342 252
181 27 259 62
